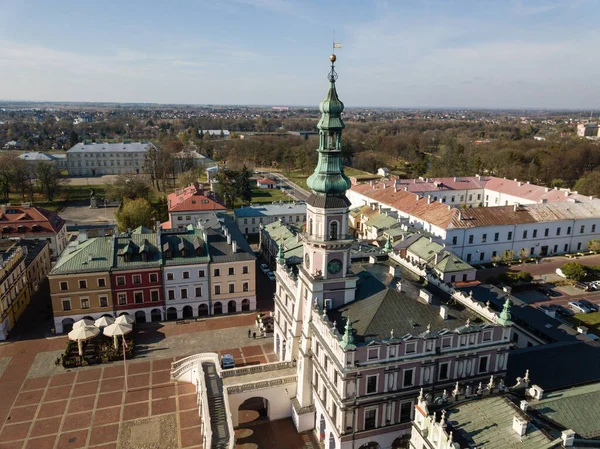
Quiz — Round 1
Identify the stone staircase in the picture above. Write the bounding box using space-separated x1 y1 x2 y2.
202 362 230 449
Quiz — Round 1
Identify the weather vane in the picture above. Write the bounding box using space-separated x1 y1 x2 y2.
329 31 342 82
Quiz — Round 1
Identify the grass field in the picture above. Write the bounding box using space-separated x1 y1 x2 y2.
282 166 380 191
246 187 291 206
567 312 600 333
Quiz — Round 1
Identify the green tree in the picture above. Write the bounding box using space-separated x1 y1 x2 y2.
588 239 600 253
176 169 198 188
154 196 169 223
105 175 151 202
517 248 529 262
115 198 156 232
574 169 600 197
561 262 587 281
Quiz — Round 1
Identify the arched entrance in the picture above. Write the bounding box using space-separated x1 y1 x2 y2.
392 435 411 449
166 307 178 321
227 300 236 313
358 443 381 449
61 318 75 333
241 298 250 311
118 312 130 317
198 304 209 317
182 305 193 319
214 302 222 315
135 310 146 324
151 309 162 322
238 397 269 426
82 315 94 321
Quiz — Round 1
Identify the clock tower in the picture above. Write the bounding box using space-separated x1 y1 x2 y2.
301 53 357 309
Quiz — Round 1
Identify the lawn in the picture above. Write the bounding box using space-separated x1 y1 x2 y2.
237 187 292 207
4 184 108 212
567 312 600 333
282 166 380 191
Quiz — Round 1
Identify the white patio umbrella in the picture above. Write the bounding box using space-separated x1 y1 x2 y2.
68 325 100 356
103 322 134 391
115 314 134 325
94 316 115 328
73 318 94 329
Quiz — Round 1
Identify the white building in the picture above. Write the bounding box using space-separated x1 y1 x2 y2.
234 203 306 235
165 183 227 230
66 142 154 176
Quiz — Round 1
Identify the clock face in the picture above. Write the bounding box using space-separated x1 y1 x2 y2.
327 258 342 275
305 253 310 268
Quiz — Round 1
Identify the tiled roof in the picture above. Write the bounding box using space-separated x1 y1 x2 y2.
67 142 151 153
168 185 226 213
206 216 255 264
0 205 65 234
446 396 556 449
529 382 600 439
50 237 114 275
483 177 593 203
234 203 306 218
113 233 160 271
161 229 209 266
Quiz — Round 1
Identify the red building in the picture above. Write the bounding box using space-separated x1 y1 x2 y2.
111 227 164 323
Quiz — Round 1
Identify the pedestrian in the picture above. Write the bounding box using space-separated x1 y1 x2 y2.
253 332 256 339
248 329 251 338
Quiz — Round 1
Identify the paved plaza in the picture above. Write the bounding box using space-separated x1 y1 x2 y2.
0 312 316 449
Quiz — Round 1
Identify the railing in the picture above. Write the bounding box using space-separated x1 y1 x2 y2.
227 375 297 394
197 366 213 449
220 381 236 449
220 360 293 378
170 354 206 381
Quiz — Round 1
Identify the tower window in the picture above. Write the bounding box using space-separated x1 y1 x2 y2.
309 218 313 235
329 221 338 240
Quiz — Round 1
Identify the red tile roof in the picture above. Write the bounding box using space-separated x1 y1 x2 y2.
168 184 226 213
0 205 65 235
257 178 277 185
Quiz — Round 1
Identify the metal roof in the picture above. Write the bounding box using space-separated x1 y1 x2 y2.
234 203 306 218
67 142 152 153
50 237 114 275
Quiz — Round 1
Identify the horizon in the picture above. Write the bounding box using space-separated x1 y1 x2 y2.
2 0 600 109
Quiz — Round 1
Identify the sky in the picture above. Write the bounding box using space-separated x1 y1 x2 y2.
0 0 599 108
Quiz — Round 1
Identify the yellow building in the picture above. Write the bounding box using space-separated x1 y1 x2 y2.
0 242 30 340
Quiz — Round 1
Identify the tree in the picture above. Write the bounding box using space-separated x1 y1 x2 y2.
236 165 253 205
105 175 151 202
574 169 600 197
502 250 515 264
176 169 198 188
214 166 253 208
115 199 156 232
12 159 35 201
36 162 65 201
588 239 600 253
154 196 169 223
561 262 587 281
517 248 529 262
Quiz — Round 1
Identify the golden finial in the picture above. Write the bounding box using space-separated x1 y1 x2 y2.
330 54 337 63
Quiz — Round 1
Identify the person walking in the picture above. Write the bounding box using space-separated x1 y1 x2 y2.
248 329 251 338
253 332 256 339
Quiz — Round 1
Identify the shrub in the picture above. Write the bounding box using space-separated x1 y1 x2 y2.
561 262 587 281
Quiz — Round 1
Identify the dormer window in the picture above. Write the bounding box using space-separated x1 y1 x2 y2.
164 250 173 259
17 225 25 233
180 248 188 257
3 226 10 233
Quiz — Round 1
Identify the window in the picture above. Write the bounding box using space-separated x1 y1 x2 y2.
117 276 125 286
544 228 549 237
364 409 377 430
183 271 190 279
243 218 248 224
480 252 485 261
522 230 528 239
366 375 378 394
132 275 141 284
442 337 452 348
242 266 249 274
229 284 235 294
60 281 68 291
368 348 379 360
99 296 108 307
593 225 597 232
478 356 489 373
167 273 174 281
482 234 487 243
98 278 106 287
577 242 582 251
468 235 474 244
533 229 538 238
81 298 90 309
195 287 202 297
439 362 449 380
508 231 513 240
452 236 457 245
227 267 235 276
118 293 127 305
400 402 412 423
466 253 472 262
134 292 143 304
329 221 338 240
405 342 416 354
477 194 481 200
185 216 191 220
403 368 414 387
168 290 175 300
494 232 499 242
567 226 571 235
556 227 561 236
62 299 71 311
483 331 492 341
198 270 205 278
214 269 220 277
469 194 473 201
151 290 159 302
564 244 569 252
177 216 182 221
243 282 249 292
492 251 497 258
553 244 558 253
451 196 455 202
178 288 187 299
581 225 585 233
150 273 158 283
79 280 87 289
215 285 221 295
450 275 456 283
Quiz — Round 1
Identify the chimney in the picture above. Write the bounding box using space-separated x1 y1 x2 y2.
0 205 5 214
520 400 529 411
394 185 398 193
476 174 480 179
88 254 93 262
565 190 569 197
517 181 522 187
562 430 576 447
434 253 439 264
544 187 549 192
513 203 520 211
232 240 237 253
512 416 527 437
227 234 232 245
427 196 432 204
440 305 449 320
454 176 458 182
458 211 462 220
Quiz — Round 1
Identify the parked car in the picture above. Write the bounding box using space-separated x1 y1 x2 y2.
266 271 276 281
538 286 562 297
220 354 235 369
568 301 591 314
579 299 599 312
574 282 590 291
259 263 270 274
538 305 556 315
555 305 574 317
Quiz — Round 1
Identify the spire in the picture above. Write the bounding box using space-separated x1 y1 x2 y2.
497 297 512 326
383 234 392 253
340 317 356 350
277 238 285 264
306 53 351 198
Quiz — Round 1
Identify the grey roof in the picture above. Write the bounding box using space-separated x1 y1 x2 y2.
234 203 306 218
306 193 351 209
446 396 557 449
18 152 56 161
206 216 255 263
328 266 476 344
161 228 209 266
19 239 49 267
67 142 152 153
507 340 600 391
113 232 161 271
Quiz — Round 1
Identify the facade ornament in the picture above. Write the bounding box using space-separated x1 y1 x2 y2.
440 409 447 427
524 369 530 383
453 382 460 397
469 290 473 298
277 237 285 264
498 378 505 390
383 234 392 253
448 431 453 443
390 328 394 339
340 318 356 350
465 318 471 327
488 375 495 390
418 387 425 402
497 297 513 326
477 382 483 395
442 389 448 401
465 385 471 396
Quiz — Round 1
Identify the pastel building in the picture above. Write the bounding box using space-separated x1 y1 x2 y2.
0 243 30 340
66 142 154 176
